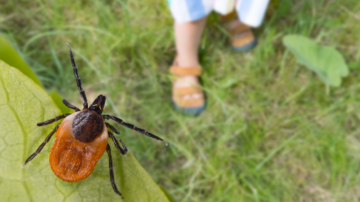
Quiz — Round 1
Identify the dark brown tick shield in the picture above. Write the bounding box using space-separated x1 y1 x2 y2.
23 43 168 199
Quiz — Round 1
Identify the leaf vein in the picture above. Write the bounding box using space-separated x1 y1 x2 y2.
0 75 33 202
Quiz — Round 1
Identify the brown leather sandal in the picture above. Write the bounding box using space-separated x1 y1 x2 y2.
170 63 206 115
220 11 257 52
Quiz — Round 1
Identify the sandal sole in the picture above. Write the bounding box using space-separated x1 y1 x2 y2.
172 100 206 116
231 38 257 53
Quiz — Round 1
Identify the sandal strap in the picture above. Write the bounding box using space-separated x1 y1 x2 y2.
230 30 255 46
170 66 202 76
173 86 203 97
228 23 251 36
219 11 237 23
173 86 204 108
219 11 251 35
174 97 204 108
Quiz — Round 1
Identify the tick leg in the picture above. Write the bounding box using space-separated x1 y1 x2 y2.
37 114 71 126
62 99 80 111
106 143 123 199
23 123 60 166
66 43 88 109
106 122 120 135
103 115 168 146
108 132 128 154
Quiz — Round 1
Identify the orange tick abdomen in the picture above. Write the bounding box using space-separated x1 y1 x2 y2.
49 112 108 182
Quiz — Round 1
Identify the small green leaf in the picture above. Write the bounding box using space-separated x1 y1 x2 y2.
283 35 349 87
0 60 169 202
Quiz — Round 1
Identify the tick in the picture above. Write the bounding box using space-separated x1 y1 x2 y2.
23 43 167 198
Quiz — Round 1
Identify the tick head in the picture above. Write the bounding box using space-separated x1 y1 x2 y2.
89 94 106 114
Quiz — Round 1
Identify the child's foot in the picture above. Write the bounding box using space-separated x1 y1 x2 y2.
170 61 206 115
221 12 257 52
173 76 202 100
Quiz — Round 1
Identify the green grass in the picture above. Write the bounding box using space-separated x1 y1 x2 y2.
1 0 360 201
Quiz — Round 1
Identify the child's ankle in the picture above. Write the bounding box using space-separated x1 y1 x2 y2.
177 55 200 68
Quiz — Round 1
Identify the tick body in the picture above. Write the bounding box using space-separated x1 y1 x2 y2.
23 43 167 198
49 111 108 182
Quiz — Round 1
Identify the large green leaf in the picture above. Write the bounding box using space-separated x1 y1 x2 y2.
283 35 349 87
0 60 170 202
0 34 69 114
